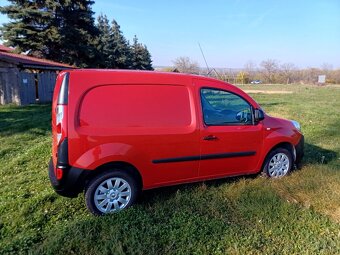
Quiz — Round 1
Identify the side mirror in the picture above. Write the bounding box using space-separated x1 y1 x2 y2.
254 109 265 122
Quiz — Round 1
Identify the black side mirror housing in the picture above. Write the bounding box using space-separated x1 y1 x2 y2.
254 109 265 122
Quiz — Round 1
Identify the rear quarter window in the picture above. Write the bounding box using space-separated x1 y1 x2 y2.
79 85 192 128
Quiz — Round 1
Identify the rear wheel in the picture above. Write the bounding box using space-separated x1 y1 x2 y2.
85 170 139 215
262 148 293 178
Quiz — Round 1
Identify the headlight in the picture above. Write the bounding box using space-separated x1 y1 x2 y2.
291 120 301 131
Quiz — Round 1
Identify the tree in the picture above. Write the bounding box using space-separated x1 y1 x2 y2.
108 19 131 69
0 0 99 67
321 63 333 72
280 63 297 84
95 16 132 69
130 35 153 70
331 69 340 84
320 63 333 82
236 71 249 84
95 17 153 69
244 60 257 82
140 45 153 70
95 14 112 68
301 67 319 84
173 56 200 74
260 59 279 83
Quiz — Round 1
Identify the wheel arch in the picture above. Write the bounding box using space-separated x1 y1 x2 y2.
269 142 295 158
259 141 295 172
84 161 143 191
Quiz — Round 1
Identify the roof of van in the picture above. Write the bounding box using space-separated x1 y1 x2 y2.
68 69 200 76
63 69 259 108
64 69 248 92
66 69 221 83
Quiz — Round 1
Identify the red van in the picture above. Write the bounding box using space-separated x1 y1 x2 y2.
49 70 304 215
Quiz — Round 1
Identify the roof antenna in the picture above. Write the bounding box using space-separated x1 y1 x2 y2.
198 42 222 79
198 42 210 73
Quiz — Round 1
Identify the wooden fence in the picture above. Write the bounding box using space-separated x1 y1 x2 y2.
18 72 36 105
0 66 20 105
37 72 57 103
0 70 57 105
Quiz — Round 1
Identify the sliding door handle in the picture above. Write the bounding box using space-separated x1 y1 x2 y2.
203 135 218 141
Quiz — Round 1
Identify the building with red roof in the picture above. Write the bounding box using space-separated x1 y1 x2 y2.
0 45 13 52
0 45 74 105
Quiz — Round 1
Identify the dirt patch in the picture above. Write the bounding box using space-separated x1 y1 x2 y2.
328 207 340 223
244 90 293 94
326 84 340 88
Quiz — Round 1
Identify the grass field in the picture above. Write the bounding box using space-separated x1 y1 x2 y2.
0 84 339 254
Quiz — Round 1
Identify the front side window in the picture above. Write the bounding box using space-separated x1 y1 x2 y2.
201 88 252 125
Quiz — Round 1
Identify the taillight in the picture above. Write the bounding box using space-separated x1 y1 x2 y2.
56 105 65 145
55 73 69 146
54 72 69 180
56 167 64 180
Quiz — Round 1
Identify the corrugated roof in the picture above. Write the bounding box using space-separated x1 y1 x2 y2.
0 45 73 69
0 45 13 52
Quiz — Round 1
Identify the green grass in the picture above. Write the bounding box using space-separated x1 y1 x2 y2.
0 84 340 254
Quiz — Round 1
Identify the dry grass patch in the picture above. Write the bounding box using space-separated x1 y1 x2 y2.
270 165 340 223
244 90 293 94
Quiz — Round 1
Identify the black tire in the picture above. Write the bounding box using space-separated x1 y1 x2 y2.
85 170 139 215
262 148 293 178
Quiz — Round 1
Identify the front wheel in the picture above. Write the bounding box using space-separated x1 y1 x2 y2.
85 170 139 215
262 148 293 178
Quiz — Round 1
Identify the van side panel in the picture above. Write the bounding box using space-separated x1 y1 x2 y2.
79 85 192 128
67 72 200 188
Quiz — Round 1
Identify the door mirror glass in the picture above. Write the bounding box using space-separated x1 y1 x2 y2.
254 109 265 122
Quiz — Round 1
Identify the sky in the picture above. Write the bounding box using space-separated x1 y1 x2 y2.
0 0 339 68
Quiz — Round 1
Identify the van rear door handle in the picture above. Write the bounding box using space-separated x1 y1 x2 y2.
203 135 218 141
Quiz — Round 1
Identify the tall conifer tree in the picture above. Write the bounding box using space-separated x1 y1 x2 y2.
0 0 99 67
108 19 131 69
95 14 111 68
130 35 153 70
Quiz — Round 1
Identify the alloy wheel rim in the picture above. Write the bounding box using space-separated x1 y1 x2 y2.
94 177 131 213
268 153 290 177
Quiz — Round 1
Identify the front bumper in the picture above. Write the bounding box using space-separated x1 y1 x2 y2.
294 135 304 167
48 158 88 198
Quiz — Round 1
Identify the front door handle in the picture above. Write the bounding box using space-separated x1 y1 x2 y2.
203 135 218 141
